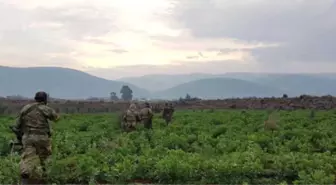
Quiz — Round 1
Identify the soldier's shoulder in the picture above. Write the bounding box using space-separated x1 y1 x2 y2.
37 104 52 110
20 103 37 113
38 104 57 114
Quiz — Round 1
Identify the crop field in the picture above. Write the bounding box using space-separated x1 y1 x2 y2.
0 110 336 184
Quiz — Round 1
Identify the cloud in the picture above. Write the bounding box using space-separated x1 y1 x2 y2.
0 2 81 68
0 0 188 69
108 49 128 54
171 0 336 64
1 0 334 77
34 4 118 40
85 60 260 79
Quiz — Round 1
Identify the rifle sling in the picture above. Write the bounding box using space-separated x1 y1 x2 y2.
19 103 45 130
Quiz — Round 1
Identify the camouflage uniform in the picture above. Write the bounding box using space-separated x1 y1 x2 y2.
13 92 59 183
162 103 174 125
123 104 140 132
140 102 153 129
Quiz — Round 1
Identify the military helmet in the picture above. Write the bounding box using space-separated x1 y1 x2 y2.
34 91 48 103
129 103 136 109
144 102 150 107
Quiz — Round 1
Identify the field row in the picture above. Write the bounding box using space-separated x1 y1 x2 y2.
0 110 335 184
1 95 336 115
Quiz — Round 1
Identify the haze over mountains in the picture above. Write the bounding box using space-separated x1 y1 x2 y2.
0 66 149 99
1 66 336 100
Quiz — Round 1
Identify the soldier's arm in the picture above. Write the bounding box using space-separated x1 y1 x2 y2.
162 108 166 117
11 112 23 131
136 112 141 122
148 109 153 118
122 112 127 121
138 110 143 119
40 106 59 122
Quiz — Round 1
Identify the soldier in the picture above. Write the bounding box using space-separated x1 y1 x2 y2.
140 102 153 129
264 111 279 132
162 102 174 125
122 103 140 132
12 91 59 184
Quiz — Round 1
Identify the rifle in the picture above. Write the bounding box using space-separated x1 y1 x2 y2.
9 125 23 145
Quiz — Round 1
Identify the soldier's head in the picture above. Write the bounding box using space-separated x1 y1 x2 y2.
34 91 48 104
129 103 137 110
144 102 150 108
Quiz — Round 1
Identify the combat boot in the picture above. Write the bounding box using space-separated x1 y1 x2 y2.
21 178 39 185
20 178 28 185
21 177 45 184
20 174 30 185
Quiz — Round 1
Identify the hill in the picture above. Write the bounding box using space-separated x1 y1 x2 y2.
2 66 336 99
120 72 336 97
153 78 285 99
244 74 336 96
0 66 150 99
117 73 223 92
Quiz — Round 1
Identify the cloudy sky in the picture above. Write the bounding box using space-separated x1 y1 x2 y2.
0 0 335 79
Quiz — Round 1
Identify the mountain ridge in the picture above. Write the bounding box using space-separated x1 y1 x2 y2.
2 66 336 99
0 66 150 99
153 77 286 99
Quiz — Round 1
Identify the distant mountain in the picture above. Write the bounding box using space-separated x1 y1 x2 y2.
0 66 150 99
153 78 285 99
2 66 336 100
117 73 224 92
120 72 336 97
118 72 297 92
255 74 336 96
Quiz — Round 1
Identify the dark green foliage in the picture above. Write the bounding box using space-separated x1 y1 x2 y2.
0 110 335 184
120 85 133 101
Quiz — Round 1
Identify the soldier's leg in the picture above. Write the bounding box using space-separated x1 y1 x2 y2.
36 138 52 179
122 122 129 132
130 122 136 131
143 119 148 129
147 119 153 129
20 145 39 182
123 122 130 132
165 117 170 125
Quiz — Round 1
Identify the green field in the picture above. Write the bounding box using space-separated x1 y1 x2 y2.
1 110 336 184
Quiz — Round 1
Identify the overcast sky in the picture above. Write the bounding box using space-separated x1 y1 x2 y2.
0 0 335 79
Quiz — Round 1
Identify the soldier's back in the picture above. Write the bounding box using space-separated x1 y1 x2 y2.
140 107 150 115
22 103 53 135
125 109 138 121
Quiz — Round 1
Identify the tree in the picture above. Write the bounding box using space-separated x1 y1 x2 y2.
120 85 133 101
110 92 119 101
185 93 191 100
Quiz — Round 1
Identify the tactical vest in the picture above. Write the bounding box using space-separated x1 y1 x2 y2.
21 103 50 135
125 110 137 122
140 108 151 119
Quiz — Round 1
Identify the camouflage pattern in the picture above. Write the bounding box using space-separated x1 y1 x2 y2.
264 111 279 131
162 103 174 125
20 134 52 179
140 103 153 129
14 102 59 180
123 104 140 132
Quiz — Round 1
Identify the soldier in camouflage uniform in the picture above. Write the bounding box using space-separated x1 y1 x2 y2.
122 103 140 132
12 91 59 184
139 102 153 129
162 102 174 125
